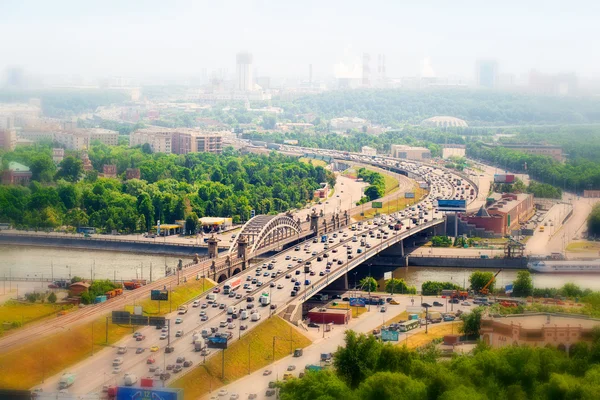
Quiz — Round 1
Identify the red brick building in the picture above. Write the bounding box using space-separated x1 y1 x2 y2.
102 164 117 178
126 168 141 180
460 193 534 236
1 162 32 185
69 282 90 296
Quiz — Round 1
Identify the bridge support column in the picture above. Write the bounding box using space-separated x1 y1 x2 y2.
310 211 319 234
343 210 349 227
237 236 250 270
207 235 220 259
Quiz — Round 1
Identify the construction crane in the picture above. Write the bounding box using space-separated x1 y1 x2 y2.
480 269 502 295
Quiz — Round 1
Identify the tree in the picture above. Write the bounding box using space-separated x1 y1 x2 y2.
357 372 427 400
71 276 84 284
561 283 583 298
459 307 484 337
431 236 452 247
385 278 415 294
262 115 276 130
469 271 495 293
48 292 57 303
334 331 382 389
359 277 377 292
279 370 353 400
185 212 199 235
364 185 384 201
421 281 462 296
56 156 83 182
512 270 533 297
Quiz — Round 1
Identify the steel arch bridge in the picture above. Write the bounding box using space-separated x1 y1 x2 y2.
228 214 302 255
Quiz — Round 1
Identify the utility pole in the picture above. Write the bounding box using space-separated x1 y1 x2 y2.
222 348 225 379
150 262 153 283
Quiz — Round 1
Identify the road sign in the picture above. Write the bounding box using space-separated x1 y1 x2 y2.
117 387 183 400
494 174 515 184
384 271 392 280
372 202 383 209
404 192 415 198
207 336 228 349
134 306 143 316
349 297 366 307
435 199 466 212
381 329 399 342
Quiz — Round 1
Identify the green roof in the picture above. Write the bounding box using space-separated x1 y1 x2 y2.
8 162 30 172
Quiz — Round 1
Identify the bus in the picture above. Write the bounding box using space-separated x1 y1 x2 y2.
398 320 420 332
223 277 242 294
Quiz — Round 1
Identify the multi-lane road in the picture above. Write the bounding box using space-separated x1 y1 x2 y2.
36 160 469 395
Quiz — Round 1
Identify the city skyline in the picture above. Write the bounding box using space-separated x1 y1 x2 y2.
1 0 598 83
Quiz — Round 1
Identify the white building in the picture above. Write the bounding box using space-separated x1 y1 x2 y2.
130 128 173 154
330 117 369 132
390 144 431 161
53 128 119 150
236 52 253 92
361 146 377 156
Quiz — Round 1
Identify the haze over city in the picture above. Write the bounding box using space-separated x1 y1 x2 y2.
2 0 599 82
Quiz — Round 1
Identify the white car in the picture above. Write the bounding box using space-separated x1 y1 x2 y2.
160 333 168 340
192 300 200 307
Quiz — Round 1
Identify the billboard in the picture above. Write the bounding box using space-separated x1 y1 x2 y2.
349 297 366 307
372 202 383 209
436 199 466 212
151 289 169 301
381 329 399 342
494 174 515 184
207 336 228 349
419 182 429 189
384 271 392 280
111 311 165 327
117 387 183 400
404 192 415 199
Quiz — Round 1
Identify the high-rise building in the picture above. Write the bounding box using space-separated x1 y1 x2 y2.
476 60 499 89
236 52 253 92
130 128 222 155
0 128 17 151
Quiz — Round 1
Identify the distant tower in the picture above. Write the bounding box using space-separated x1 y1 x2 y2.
236 52 253 92
476 60 499 89
362 53 371 87
309 64 313 85
376 54 386 85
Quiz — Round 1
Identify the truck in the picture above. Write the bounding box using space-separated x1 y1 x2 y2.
58 373 76 389
194 338 206 352
223 277 242 294
206 293 217 302
320 353 332 363
259 292 271 306
123 373 138 386
321 235 328 243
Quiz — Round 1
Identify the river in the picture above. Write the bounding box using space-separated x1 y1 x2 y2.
2 246 599 291
0 245 184 282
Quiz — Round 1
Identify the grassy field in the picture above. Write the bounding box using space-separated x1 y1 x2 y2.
353 186 426 221
299 157 327 168
329 303 367 318
0 278 215 390
0 301 72 335
124 278 213 316
382 172 400 196
399 322 462 349
566 241 600 253
169 316 311 400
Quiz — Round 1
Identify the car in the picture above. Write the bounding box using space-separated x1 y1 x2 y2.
228 323 236 329
136 335 145 341
218 389 228 396
213 288 220 293
248 395 257 400
229 394 239 400
150 345 159 352
295 270 301 275
112 366 121 374
265 389 276 397
176 330 183 337
193 300 200 307
285 255 291 260
229 292 236 298
201 348 211 356
173 365 183 373
287 365 296 371
160 333 168 340
165 346 174 353
308 322 319 328
421 303 432 308
166 364 174 370
212 303 219 308
162 326 169 333
270 304 277 310
270 282 276 287
148 365 159 372
263 369 272 375
462 301 471 306
175 318 183 324
277 284 284 289
240 324 247 330
136 347 145 354
201 303 208 309
257 282 263 287
433 301 444 307
236 294 243 299
201 315 209 321
283 373 293 380
133 331 142 338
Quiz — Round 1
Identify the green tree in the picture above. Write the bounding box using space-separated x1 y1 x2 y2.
385 278 415 294
512 270 533 297
334 331 382 389
364 185 384 201
56 156 83 182
459 307 484 337
357 372 427 400
279 370 353 400
262 115 277 130
359 277 377 292
561 283 583 298
469 271 495 293
431 236 452 247
185 212 199 235
48 292 57 303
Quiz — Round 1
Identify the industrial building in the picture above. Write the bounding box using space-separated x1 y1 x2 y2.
459 193 534 237
361 146 377 156
130 128 222 155
390 144 431 161
481 313 600 353
306 307 352 325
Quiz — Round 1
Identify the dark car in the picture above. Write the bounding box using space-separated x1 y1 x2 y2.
307 322 319 328
183 360 194 367
433 301 444 307
421 303 432 308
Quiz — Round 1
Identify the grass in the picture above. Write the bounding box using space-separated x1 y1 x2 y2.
566 241 600 252
124 278 214 316
0 300 73 335
398 322 462 349
382 173 400 196
0 278 215 390
299 157 327 168
329 303 367 318
353 186 427 221
169 316 311 400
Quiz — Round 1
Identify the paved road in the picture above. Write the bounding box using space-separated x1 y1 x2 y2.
35 163 466 394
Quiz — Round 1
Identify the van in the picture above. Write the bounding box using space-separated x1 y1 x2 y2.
241 310 249 320
251 312 261 321
227 306 237 315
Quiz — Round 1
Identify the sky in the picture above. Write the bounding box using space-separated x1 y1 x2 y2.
1 0 598 82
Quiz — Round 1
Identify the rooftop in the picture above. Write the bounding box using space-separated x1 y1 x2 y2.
486 313 600 330
8 161 30 172
488 193 531 215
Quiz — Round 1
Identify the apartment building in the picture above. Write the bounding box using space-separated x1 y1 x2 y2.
0 128 17 151
390 144 431 161
130 127 222 155
51 128 119 150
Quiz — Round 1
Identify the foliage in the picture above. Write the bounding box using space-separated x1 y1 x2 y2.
469 271 495 293
78 279 121 304
70 276 84 284
184 212 199 235
359 277 377 292
512 270 534 297
0 144 334 232
588 203 600 237
281 327 600 400
421 281 462 296
527 181 562 199
431 236 452 247
357 168 386 202
459 307 484 336
47 292 57 303
385 278 416 294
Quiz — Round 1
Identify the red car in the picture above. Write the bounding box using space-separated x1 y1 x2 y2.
147 357 155 364
136 335 145 341
213 288 221 293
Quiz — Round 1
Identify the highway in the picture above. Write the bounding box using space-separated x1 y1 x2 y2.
35 161 469 395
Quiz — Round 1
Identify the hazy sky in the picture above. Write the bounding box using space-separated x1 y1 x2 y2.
1 0 598 81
